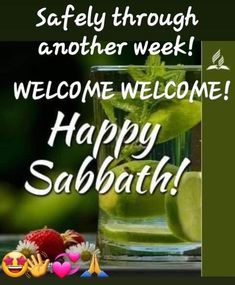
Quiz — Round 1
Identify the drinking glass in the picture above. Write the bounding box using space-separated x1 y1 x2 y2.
91 65 201 262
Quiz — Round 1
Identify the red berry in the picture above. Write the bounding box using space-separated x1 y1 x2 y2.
24 228 65 261
61 230 85 248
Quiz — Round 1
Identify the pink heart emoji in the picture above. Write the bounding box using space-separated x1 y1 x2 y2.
52 261 72 278
68 253 80 263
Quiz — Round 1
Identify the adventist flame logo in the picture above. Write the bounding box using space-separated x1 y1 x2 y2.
207 49 230 70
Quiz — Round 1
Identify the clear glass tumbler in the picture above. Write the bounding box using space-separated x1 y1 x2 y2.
91 65 201 262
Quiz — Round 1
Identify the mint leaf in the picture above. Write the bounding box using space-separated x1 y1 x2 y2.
145 54 162 67
99 54 200 166
100 100 116 123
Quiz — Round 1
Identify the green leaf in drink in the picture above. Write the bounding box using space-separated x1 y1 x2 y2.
100 55 202 163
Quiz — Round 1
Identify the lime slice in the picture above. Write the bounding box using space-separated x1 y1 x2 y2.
99 160 178 218
100 223 182 244
148 100 201 143
165 171 202 242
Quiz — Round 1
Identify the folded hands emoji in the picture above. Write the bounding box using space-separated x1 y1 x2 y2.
81 254 108 278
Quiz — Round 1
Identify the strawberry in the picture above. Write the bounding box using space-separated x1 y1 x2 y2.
24 228 65 261
61 229 85 248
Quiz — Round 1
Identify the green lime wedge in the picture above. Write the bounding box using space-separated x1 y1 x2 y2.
148 100 201 143
100 223 182 243
100 160 178 218
165 171 202 242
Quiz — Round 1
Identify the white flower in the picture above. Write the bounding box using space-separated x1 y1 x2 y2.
16 240 38 258
66 242 100 264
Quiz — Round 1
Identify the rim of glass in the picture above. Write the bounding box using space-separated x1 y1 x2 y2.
91 65 201 72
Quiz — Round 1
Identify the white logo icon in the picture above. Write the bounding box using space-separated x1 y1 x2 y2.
207 49 230 70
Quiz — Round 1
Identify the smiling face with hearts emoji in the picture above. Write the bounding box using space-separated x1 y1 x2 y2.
52 253 80 278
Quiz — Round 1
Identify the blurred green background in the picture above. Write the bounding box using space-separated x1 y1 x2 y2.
0 42 200 234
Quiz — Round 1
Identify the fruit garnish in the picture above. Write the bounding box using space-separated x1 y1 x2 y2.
61 229 85 248
99 160 177 218
165 171 202 241
100 223 182 243
148 100 201 144
24 228 65 260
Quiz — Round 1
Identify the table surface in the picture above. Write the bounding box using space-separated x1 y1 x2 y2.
0 234 201 276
